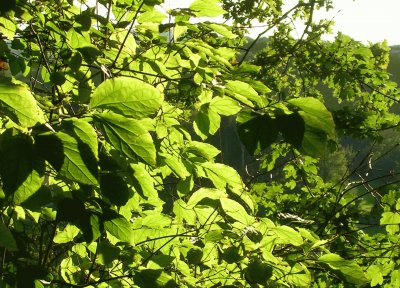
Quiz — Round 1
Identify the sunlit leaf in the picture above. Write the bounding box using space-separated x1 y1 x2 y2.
94 112 156 166
90 77 163 119
190 0 226 17
318 253 369 285
0 81 45 127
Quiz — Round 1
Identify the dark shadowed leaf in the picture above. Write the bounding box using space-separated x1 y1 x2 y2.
0 131 45 203
100 173 131 206
237 110 279 155
0 222 17 251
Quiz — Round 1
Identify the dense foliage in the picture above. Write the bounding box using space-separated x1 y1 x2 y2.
0 0 400 287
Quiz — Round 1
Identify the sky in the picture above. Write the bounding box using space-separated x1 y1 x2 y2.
163 0 400 45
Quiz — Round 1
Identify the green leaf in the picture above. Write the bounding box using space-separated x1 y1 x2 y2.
185 141 220 161
0 16 16 40
187 188 226 208
380 212 400 225
237 110 279 155
225 80 265 108
193 105 221 140
60 118 99 160
96 241 120 265
204 23 236 39
277 112 305 149
284 263 311 287
209 96 241 116
318 253 369 285
94 112 156 166
67 28 97 50
198 162 243 192
104 213 134 245
57 198 86 222
141 212 172 229
100 173 130 206
273 226 303 246
190 0 226 17
0 132 45 203
130 163 158 199
20 186 52 211
35 132 98 185
53 224 80 244
159 152 191 179
286 97 336 157
287 98 335 138
244 259 272 285
90 77 163 119
0 222 18 251
187 247 203 265
366 265 384 287
138 10 166 23
132 269 177 288
0 81 45 127
220 198 254 225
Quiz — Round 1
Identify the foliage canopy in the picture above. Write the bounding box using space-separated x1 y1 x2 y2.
0 0 400 287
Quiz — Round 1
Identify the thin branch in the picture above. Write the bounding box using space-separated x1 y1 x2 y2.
111 0 146 68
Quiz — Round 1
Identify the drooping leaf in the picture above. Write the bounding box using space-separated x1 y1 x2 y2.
0 222 18 251
277 112 305 149
204 23 236 39
318 253 369 285
237 110 279 155
225 80 265 108
187 188 226 208
284 97 336 157
289 97 335 137
0 80 45 127
94 112 156 166
90 77 163 119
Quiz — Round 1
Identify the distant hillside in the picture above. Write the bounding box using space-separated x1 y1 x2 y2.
388 45 400 84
